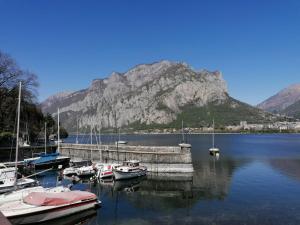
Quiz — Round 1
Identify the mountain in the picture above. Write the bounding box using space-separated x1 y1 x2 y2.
281 99 300 119
41 60 274 131
257 83 300 113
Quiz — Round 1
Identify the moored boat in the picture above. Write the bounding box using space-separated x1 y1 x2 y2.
113 160 147 180
0 190 100 224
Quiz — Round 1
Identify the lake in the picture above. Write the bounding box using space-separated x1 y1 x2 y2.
36 134 300 225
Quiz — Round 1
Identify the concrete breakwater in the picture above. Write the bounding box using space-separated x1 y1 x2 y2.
60 143 194 173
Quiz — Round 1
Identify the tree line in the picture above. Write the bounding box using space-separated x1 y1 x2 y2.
0 51 68 146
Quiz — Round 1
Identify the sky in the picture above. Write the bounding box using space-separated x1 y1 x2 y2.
0 0 299 105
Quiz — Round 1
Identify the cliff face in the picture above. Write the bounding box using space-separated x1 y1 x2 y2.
42 60 269 131
258 83 300 113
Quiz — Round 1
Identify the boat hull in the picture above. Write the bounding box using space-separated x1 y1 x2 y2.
6 199 100 225
113 169 147 180
28 157 70 170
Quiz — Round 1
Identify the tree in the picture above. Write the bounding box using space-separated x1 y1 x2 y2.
0 50 43 146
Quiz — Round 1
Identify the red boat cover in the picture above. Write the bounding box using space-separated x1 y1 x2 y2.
23 191 96 206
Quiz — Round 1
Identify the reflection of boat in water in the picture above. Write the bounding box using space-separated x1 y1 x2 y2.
113 176 146 192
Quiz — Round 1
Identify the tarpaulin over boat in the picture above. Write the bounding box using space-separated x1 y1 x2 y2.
23 191 96 206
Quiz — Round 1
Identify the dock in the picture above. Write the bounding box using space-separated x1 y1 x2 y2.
60 143 194 173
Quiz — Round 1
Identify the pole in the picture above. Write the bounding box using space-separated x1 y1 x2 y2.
44 122 47 154
182 120 184 142
14 82 21 188
212 119 215 148
57 108 60 153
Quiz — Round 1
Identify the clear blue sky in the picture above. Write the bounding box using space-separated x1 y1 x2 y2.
0 0 299 105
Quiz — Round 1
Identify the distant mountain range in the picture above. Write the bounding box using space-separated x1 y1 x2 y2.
41 60 276 132
258 83 300 119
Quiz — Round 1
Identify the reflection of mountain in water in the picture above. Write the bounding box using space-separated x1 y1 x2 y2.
100 157 244 211
269 159 300 181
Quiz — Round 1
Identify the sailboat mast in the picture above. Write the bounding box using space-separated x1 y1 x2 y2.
181 120 184 142
76 117 79 144
44 122 47 154
90 125 93 145
212 119 215 148
14 82 21 186
57 108 60 153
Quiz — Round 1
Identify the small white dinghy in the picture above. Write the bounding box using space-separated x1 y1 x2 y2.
0 190 100 224
113 160 147 180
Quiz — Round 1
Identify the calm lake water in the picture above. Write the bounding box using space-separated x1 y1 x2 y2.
37 134 300 225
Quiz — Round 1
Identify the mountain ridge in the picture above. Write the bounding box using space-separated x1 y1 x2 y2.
41 60 274 131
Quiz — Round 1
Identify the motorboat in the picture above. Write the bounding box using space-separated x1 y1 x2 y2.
0 186 70 205
63 160 95 177
0 190 100 224
113 160 147 180
95 163 120 179
0 164 37 194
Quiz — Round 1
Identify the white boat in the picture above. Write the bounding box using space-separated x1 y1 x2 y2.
209 119 220 155
0 186 70 205
95 163 120 179
113 160 147 180
63 160 95 177
0 190 100 224
0 165 37 194
178 120 191 148
115 128 128 145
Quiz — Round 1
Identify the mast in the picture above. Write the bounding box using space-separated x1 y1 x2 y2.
44 122 47 154
57 108 60 153
76 117 79 144
14 82 21 187
181 120 184 143
90 125 93 145
212 119 215 148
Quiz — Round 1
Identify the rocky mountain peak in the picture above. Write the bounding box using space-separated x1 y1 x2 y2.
41 60 232 130
258 83 300 112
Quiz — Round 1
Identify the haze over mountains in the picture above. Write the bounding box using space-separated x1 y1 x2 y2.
41 60 275 131
258 84 300 119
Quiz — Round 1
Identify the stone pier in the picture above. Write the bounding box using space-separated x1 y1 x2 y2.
60 143 194 173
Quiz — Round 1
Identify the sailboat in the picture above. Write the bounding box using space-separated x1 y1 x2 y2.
115 128 127 145
178 120 191 148
209 119 220 155
24 108 70 170
0 82 37 193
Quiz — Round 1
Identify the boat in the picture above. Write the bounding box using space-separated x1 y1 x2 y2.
24 152 70 170
113 160 147 180
178 120 191 148
209 119 220 155
0 82 37 194
0 190 100 224
0 164 37 194
24 108 70 170
95 163 120 179
0 186 70 205
115 128 128 145
63 160 95 177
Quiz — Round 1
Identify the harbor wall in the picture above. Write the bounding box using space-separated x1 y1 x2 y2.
59 143 194 173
